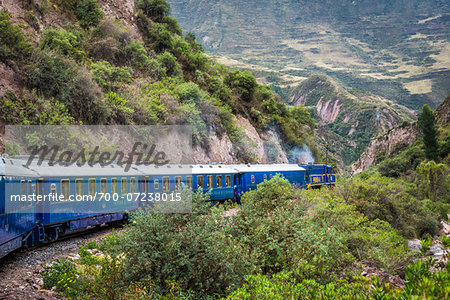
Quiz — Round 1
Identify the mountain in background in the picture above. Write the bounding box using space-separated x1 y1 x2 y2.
168 0 450 166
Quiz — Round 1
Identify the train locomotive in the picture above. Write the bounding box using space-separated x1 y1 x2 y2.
0 155 335 259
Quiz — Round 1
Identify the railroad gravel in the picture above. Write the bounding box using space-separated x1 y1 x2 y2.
0 227 121 300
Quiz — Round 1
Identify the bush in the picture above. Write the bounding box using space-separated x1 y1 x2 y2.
226 272 372 299
156 51 180 76
378 156 410 177
91 60 133 91
136 0 171 23
42 259 79 297
177 82 202 103
25 50 109 123
105 190 253 297
40 27 85 60
0 11 32 60
75 0 104 29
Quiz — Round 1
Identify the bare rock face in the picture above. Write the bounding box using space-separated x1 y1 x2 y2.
192 115 289 164
316 98 342 123
352 123 419 172
98 0 135 27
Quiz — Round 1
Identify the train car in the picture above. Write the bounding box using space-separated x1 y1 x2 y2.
137 165 238 203
24 160 142 241
299 163 336 188
0 157 38 258
231 164 307 197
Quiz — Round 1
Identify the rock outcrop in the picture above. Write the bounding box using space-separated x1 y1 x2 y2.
352 123 419 172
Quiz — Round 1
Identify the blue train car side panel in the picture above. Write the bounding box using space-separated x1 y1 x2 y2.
0 158 37 258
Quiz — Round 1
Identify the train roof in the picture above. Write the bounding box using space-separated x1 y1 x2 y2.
225 164 306 173
22 160 143 177
0 157 39 177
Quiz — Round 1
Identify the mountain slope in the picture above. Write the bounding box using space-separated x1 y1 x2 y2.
288 75 415 165
168 0 450 110
0 0 319 165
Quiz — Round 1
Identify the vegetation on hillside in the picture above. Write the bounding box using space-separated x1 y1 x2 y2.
42 172 449 299
0 0 317 161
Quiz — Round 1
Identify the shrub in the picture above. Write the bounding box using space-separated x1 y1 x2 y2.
75 0 104 29
91 60 133 91
226 272 372 300
0 11 32 60
177 82 202 103
122 41 150 70
42 259 79 297
416 160 449 202
225 70 257 102
156 51 180 76
40 27 85 60
104 190 253 297
136 0 171 23
25 50 109 123
105 91 134 124
378 156 410 177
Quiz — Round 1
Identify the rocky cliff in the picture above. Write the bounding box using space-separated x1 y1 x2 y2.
288 75 416 165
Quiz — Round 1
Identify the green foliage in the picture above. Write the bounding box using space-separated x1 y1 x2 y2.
225 70 257 102
75 0 104 29
416 160 449 203
332 174 440 239
0 11 32 60
105 91 134 124
122 41 151 71
400 260 450 299
104 190 252 297
91 60 133 91
137 0 171 23
378 155 410 177
0 90 75 125
25 50 109 123
177 82 202 103
418 104 439 160
226 272 373 300
176 102 207 145
42 259 79 297
156 51 180 76
40 27 85 60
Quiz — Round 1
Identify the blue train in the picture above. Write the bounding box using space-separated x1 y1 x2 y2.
0 155 335 259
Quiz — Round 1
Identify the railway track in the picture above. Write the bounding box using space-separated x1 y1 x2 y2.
0 226 121 300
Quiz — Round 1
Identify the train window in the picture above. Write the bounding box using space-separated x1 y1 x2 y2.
121 178 127 195
20 180 26 208
163 177 170 192
264 174 267 181
216 175 223 188
101 178 107 193
130 178 136 193
197 176 203 188
251 175 255 184
89 179 96 197
28 181 32 207
154 179 159 190
226 175 231 187
50 183 57 197
142 177 148 194
175 176 182 191
76 179 83 196
207 175 213 189
111 178 118 195
61 179 70 201
186 176 193 189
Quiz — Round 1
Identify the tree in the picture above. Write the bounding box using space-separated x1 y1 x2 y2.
137 0 171 23
418 104 438 160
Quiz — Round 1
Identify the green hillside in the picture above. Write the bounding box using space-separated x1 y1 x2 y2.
0 0 319 163
168 0 450 110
